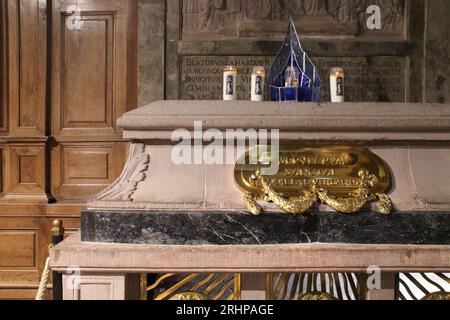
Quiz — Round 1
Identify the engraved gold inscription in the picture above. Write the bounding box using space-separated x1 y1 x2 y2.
235 146 393 216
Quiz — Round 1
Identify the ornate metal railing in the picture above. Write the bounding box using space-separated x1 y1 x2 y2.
267 273 364 300
397 273 450 300
144 273 240 301
141 272 450 301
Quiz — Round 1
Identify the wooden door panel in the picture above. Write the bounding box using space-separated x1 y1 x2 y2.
0 217 40 285
52 0 128 138
2 144 51 202
0 232 37 268
6 0 47 137
63 14 113 129
0 1 6 132
51 142 127 201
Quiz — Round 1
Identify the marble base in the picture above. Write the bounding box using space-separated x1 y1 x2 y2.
81 211 450 246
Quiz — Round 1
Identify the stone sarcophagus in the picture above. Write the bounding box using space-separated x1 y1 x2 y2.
51 101 450 300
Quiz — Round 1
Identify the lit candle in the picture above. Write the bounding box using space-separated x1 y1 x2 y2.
285 66 300 88
251 67 266 102
330 67 345 103
223 65 237 101
285 66 300 102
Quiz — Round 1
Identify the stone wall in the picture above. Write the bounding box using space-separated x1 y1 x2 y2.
138 0 450 105
425 0 450 103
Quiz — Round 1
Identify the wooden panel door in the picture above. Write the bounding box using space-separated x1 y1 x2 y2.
5 0 47 138
0 0 6 133
52 0 130 139
50 0 136 201
1 0 50 203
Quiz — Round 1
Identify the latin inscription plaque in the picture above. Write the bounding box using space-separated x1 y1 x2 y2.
234 146 391 198
181 56 405 102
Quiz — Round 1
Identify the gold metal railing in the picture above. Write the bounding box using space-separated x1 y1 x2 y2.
142 273 241 301
140 272 450 301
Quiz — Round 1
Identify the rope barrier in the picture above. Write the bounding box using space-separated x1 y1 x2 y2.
36 219 64 301
35 255 51 300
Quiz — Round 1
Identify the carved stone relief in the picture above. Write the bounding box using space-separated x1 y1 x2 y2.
95 143 150 202
182 0 405 39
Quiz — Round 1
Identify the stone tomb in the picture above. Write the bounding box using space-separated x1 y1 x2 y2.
51 101 450 300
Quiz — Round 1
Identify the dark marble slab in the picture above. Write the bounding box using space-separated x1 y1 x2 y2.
81 210 450 246
81 211 318 245
319 212 450 245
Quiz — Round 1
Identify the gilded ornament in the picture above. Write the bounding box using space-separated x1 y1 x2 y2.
298 292 338 300
169 292 210 301
236 147 393 216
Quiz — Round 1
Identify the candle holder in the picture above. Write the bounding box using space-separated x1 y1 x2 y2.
251 67 266 102
330 67 345 103
223 65 238 101
268 18 321 103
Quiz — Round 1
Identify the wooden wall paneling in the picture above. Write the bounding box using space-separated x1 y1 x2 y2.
0 0 7 132
6 0 47 137
50 0 133 201
0 231 37 268
0 0 138 300
51 142 127 201
1 0 51 203
0 216 40 288
0 288 49 300
2 143 52 202
0 146 3 194
0 214 81 300
51 0 129 139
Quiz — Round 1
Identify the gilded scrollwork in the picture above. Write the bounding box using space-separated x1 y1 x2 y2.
374 193 392 215
251 171 318 215
244 192 263 216
316 169 379 214
243 168 393 216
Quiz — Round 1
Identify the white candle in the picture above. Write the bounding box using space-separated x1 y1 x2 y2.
223 65 237 101
330 67 345 103
251 67 266 102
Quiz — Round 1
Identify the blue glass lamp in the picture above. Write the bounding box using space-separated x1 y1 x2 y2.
268 18 321 103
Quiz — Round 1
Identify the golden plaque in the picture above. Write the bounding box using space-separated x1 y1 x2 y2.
235 146 393 216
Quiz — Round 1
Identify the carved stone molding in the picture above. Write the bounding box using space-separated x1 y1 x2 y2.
95 143 150 202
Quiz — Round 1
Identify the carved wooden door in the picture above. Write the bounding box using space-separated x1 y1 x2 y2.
50 0 137 201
